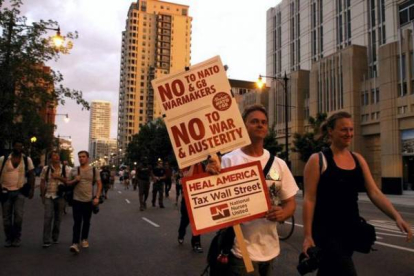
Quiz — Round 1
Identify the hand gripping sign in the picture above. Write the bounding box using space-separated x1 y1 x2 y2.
182 161 271 235
151 56 251 169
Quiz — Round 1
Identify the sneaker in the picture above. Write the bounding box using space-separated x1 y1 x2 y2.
42 243 52 248
70 243 80 253
193 245 203 253
4 240 12 248
81 239 89 248
178 238 184 245
12 239 21 247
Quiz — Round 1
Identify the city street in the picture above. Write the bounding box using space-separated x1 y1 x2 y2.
0 179 413 276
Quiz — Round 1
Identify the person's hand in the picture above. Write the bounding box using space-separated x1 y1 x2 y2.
206 154 221 175
92 197 99 206
266 205 285 222
302 236 316 257
396 218 413 242
75 176 81 182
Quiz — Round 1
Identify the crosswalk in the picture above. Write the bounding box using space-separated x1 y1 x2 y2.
368 220 414 253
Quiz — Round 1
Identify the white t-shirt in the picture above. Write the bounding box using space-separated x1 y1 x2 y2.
0 155 34 191
40 164 71 198
221 148 298 262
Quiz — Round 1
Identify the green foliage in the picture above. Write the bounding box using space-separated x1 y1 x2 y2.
264 123 283 157
292 113 329 162
126 119 175 167
60 149 74 167
0 0 89 154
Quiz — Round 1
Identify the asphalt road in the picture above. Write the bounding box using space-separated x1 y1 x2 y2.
0 179 413 276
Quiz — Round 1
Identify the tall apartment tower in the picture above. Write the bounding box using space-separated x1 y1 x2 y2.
89 101 111 152
117 0 192 151
267 0 414 194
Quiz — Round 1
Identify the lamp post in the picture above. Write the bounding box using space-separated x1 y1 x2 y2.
257 72 290 167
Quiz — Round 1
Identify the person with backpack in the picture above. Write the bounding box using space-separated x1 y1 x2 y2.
66 151 102 254
100 166 111 199
40 151 71 247
219 105 299 275
137 158 151 211
151 158 166 208
302 112 412 275
0 140 35 247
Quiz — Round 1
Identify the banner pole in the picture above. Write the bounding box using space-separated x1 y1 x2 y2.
233 224 254 273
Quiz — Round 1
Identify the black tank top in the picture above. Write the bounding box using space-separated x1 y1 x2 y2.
312 148 364 236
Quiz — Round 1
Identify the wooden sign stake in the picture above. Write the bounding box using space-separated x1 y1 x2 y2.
233 224 254 273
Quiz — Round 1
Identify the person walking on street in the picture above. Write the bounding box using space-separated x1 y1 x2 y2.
0 140 35 247
152 159 166 208
123 168 130 190
100 166 111 199
66 151 102 254
164 161 172 198
177 164 204 253
40 151 70 247
131 167 137 191
302 111 413 276
137 159 151 211
219 104 299 275
175 169 183 206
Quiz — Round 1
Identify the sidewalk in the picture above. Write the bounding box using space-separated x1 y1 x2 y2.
296 190 414 208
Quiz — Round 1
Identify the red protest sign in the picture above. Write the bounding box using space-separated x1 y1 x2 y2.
182 161 271 235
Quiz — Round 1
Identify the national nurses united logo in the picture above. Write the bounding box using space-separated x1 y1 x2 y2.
210 203 231 220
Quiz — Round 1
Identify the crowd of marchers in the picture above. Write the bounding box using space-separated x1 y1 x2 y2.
0 105 413 276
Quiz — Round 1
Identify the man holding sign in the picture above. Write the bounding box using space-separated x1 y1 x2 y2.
220 104 298 275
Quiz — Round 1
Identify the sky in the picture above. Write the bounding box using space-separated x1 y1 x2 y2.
16 0 281 163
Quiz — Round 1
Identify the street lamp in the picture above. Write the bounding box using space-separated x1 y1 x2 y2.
257 72 290 167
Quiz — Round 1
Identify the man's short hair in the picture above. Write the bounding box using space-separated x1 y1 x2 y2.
242 104 268 122
49 151 60 159
78 150 89 157
12 140 24 147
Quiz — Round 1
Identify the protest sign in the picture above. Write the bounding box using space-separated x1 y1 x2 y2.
182 161 271 235
151 56 251 168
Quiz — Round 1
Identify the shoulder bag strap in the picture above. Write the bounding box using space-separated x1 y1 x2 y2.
23 155 28 174
0 156 7 178
45 166 51 183
263 154 275 178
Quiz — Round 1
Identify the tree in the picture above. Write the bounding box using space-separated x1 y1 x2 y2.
264 123 283 157
126 119 175 167
292 113 329 162
0 0 89 157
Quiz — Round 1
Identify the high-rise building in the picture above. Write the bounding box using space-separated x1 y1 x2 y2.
117 0 192 151
89 101 111 158
267 0 414 194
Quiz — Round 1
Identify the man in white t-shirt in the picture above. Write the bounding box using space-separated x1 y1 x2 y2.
221 104 298 275
0 140 35 247
40 151 71 247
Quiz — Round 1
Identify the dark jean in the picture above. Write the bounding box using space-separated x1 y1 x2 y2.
43 197 65 243
178 199 200 246
228 253 273 276
164 178 172 196
152 181 164 206
1 191 25 242
316 236 357 276
138 179 150 207
72 200 93 244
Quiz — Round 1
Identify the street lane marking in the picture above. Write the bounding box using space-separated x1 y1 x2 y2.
118 191 122 194
125 199 131 204
375 241 414 253
142 217 160 228
376 232 407 238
